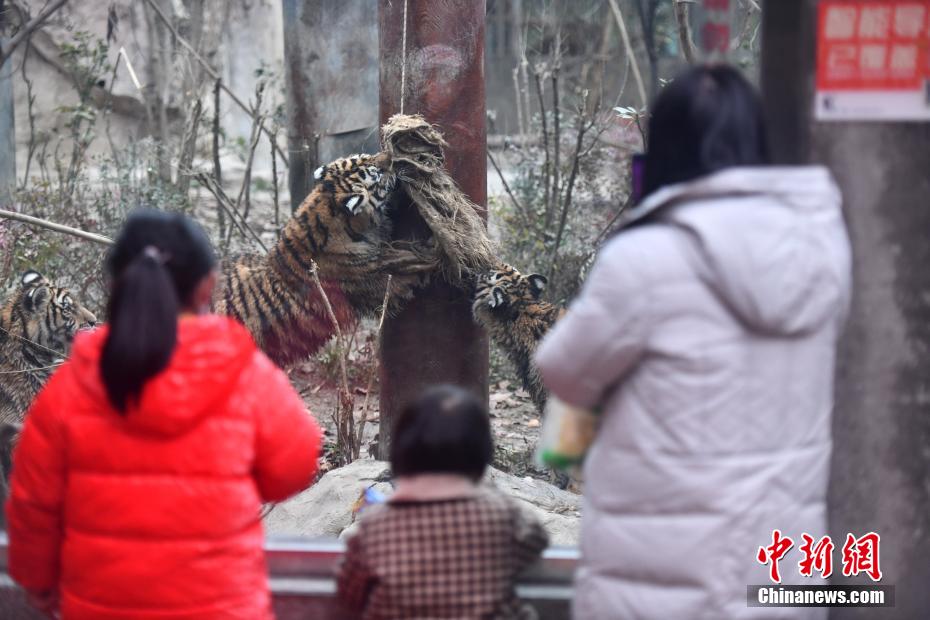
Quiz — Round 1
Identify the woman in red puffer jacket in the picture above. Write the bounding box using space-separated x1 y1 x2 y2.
6 210 322 620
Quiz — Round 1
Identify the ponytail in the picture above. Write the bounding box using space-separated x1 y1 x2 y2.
101 249 180 412
101 210 216 413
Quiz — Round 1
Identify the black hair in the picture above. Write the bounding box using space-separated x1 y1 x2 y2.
642 64 770 199
101 210 215 412
390 385 493 482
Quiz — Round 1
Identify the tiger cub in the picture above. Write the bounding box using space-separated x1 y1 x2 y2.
0 271 97 424
214 153 437 368
473 263 565 413
0 421 19 526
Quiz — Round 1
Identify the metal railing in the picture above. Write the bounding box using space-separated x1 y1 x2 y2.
0 533 578 619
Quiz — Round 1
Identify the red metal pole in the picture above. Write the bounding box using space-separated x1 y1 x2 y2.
378 0 488 453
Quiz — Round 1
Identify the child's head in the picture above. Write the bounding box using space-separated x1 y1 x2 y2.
390 385 493 482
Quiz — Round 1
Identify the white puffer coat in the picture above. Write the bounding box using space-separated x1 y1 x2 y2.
536 167 852 619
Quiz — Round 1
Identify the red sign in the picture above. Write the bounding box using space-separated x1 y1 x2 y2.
701 0 732 57
817 1 930 120
818 2 930 90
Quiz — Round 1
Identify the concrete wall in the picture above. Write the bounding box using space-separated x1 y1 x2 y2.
8 1 285 183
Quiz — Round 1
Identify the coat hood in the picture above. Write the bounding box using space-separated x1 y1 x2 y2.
624 166 851 336
71 315 257 436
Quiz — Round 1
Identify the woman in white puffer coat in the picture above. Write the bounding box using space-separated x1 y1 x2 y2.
536 65 852 620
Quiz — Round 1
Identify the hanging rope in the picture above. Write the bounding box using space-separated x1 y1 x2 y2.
381 115 496 285
400 0 409 114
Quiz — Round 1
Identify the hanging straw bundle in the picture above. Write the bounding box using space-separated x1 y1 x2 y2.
381 114 496 286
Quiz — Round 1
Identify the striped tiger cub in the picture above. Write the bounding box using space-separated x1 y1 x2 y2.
214 153 437 367
0 271 97 425
0 420 19 527
472 263 565 414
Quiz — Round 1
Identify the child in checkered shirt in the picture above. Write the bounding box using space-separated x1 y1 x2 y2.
337 384 550 620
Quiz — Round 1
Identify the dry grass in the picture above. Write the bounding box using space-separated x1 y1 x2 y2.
381 114 496 287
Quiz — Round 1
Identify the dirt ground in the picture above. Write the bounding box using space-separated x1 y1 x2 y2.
284 320 551 483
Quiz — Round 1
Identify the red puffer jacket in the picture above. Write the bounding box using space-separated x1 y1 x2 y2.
6 315 322 620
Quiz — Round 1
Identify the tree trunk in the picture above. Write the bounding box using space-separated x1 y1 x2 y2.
281 0 379 211
0 36 15 208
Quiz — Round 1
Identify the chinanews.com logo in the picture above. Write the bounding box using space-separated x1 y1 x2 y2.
748 530 895 608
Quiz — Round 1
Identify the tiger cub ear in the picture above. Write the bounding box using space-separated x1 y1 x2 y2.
21 272 50 311
313 165 326 181
527 274 547 298
21 270 44 287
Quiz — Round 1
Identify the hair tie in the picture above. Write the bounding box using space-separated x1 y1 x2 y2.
142 246 169 265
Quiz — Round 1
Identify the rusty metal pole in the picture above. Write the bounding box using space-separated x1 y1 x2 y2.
378 0 489 454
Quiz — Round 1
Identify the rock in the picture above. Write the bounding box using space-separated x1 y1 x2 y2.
264 460 393 538
264 459 581 546
485 467 581 547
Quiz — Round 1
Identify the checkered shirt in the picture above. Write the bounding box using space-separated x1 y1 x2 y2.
337 487 549 619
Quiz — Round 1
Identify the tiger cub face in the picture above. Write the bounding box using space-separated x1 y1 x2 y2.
473 263 563 415
1 271 98 358
473 263 549 324
313 153 396 221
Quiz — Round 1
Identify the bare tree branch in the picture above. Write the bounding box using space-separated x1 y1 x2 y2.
19 28 38 183
234 82 266 227
549 51 561 229
212 79 225 243
140 0 288 166
357 276 392 460
592 195 635 248
176 99 203 197
0 0 69 65
487 147 531 229
533 67 551 222
519 41 532 140
675 0 698 64
270 125 281 234
731 0 761 52
606 0 648 109
308 262 357 465
17 20 163 122
547 94 596 282
0 208 113 245
512 65 525 139
194 172 268 253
